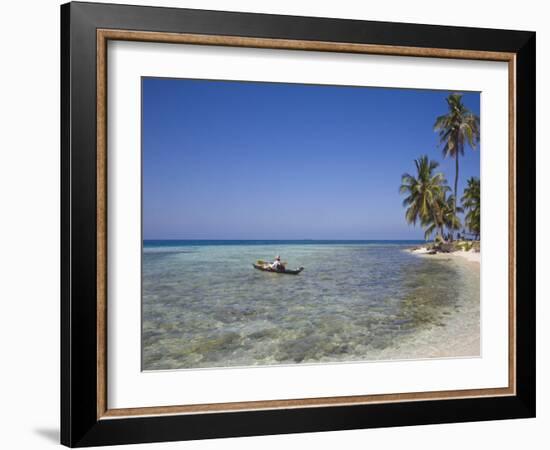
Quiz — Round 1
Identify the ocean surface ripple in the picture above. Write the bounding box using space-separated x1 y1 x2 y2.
142 241 480 370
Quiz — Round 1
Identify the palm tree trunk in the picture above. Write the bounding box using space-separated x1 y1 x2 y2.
453 152 459 241
432 207 445 243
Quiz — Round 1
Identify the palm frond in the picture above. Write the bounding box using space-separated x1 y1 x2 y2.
399 155 451 241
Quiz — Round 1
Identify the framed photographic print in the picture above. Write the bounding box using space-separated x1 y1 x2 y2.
60 1 536 447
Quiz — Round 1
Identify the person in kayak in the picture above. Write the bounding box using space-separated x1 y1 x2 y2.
270 256 285 271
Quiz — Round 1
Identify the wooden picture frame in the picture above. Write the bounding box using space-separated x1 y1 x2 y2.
61 1 535 447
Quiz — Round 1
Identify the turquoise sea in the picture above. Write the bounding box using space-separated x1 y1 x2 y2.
142 240 480 370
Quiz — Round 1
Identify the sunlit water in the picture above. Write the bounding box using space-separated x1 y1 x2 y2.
142 241 480 370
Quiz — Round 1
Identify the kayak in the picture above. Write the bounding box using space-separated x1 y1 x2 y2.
252 263 304 275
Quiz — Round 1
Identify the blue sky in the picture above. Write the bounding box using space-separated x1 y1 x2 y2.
142 78 480 240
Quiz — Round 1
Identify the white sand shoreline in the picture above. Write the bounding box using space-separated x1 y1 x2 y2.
410 246 480 264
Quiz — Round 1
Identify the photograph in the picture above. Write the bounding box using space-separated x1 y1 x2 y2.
141 77 481 371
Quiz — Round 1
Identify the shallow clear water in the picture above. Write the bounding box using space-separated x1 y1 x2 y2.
142 241 479 370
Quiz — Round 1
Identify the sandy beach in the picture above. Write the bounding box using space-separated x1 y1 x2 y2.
411 247 480 264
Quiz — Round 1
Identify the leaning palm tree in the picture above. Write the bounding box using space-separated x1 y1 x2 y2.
420 210 443 242
400 155 450 241
461 176 480 239
440 194 463 237
434 93 480 236
422 193 461 241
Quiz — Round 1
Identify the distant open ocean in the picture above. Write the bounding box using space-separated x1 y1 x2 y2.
142 240 480 370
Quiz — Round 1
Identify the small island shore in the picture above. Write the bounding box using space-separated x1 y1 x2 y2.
410 241 480 264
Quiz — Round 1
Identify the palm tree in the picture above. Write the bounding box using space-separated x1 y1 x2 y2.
422 193 462 242
461 176 480 239
421 210 443 242
400 155 450 241
433 93 480 237
440 194 463 238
